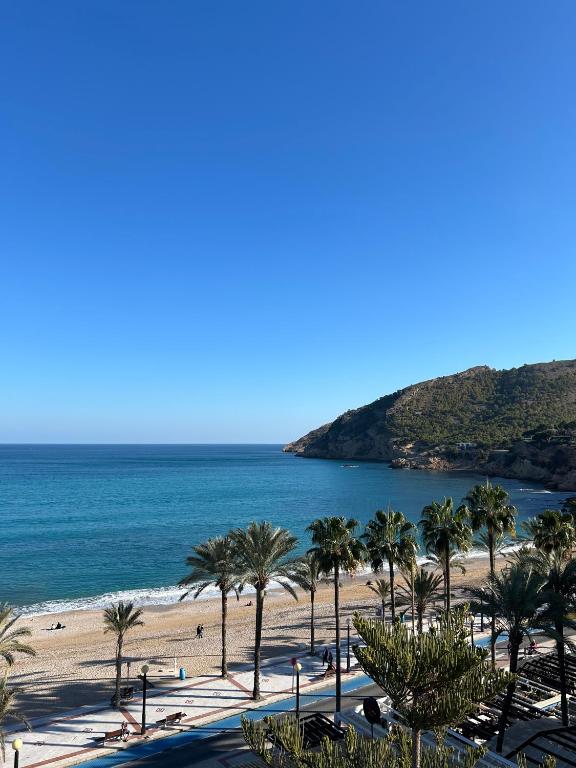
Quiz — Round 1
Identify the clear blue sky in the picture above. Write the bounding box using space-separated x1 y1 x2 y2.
1 1 575 443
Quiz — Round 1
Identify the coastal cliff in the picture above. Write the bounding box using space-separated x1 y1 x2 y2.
284 360 576 490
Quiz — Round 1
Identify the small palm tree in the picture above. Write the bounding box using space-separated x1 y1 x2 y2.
230 522 301 700
0 675 27 760
0 605 35 667
307 516 366 714
103 602 144 707
179 535 241 678
523 509 575 556
366 578 391 622
294 553 322 656
419 498 471 612
397 568 443 634
468 564 548 753
363 508 417 621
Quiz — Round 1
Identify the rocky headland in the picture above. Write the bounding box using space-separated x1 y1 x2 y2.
284 360 576 490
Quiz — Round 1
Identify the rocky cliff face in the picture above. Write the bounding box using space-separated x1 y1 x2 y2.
284 360 576 490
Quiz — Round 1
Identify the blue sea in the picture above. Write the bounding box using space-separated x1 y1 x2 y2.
0 444 566 614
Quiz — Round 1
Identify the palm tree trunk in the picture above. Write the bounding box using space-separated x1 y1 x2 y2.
412 727 421 768
417 608 423 635
488 527 496 668
334 561 342 716
556 619 568 726
445 542 451 613
410 576 415 635
114 636 123 707
382 600 386 623
496 633 520 753
253 587 264 700
221 589 228 678
310 589 315 655
389 558 396 620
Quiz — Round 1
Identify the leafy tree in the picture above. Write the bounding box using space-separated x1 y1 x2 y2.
241 712 487 768
363 508 417 620
103 601 144 708
0 675 27 760
397 568 443 634
468 564 548 753
522 509 575 556
366 578 391 623
230 521 301 700
294 553 322 656
419 499 471 612
462 481 517 665
307 516 366 714
352 614 509 768
179 535 241 678
0 606 35 667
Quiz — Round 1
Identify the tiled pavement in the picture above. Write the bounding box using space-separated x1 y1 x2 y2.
7 644 362 768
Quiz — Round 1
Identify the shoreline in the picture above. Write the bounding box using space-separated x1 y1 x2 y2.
10 550 499 720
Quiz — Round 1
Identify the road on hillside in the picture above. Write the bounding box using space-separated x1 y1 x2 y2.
120 682 382 768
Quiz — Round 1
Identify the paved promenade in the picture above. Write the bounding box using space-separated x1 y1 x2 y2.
7 644 362 768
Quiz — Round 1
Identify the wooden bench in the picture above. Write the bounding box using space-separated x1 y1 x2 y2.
156 711 187 729
101 728 127 743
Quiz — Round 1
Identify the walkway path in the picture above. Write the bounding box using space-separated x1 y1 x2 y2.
7 642 362 768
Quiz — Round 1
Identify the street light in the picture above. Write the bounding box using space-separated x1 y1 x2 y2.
294 661 302 720
141 664 149 736
470 613 475 649
346 618 351 673
12 739 23 768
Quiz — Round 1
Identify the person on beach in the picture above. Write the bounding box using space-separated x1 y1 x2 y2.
196 624 202 638
322 648 329 666
121 721 129 742
328 650 333 666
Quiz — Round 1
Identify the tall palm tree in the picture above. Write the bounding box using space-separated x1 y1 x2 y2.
0 675 27 760
103 602 144 707
307 516 366 715
419 498 471 613
463 481 517 666
518 548 576 726
397 568 443 634
523 509 575 556
363 508 417 621
179 535 241 678
294 553 322 656
468 564 548 753
0 605 35 667
230 522 301 700
366 578 391 622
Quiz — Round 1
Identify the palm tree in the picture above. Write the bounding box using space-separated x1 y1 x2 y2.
0 605 35 667
523 509 575 556
419 498 471 612
179 535 241 678
294 553 322 656
463 481 517 666
103 602 144 707
307 516 366 715
0 675 27 760
397 568 443 634
230 522 301 700
366 578 391 622
468 564 548 753
363 508 417 621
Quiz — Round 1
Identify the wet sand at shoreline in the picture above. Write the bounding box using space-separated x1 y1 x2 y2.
10 553 497 719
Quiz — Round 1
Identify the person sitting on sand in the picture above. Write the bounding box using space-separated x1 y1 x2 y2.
121 722 129 742
246 600 252 607
56 622 63 630
50 623 56 630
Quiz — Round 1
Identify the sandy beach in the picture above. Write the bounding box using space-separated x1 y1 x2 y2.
6 553 501 720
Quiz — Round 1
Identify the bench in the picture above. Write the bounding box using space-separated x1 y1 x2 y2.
156 711 187 729
101 729 127 743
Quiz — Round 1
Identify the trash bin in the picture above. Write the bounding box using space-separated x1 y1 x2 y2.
179 667 186 680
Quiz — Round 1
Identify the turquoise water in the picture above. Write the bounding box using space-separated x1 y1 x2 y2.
0 444 565 612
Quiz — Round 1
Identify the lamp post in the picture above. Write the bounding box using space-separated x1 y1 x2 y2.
346 618 351 673
295 661 302 720
140 664 149 736
470 613 475 649
12 739 23 768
